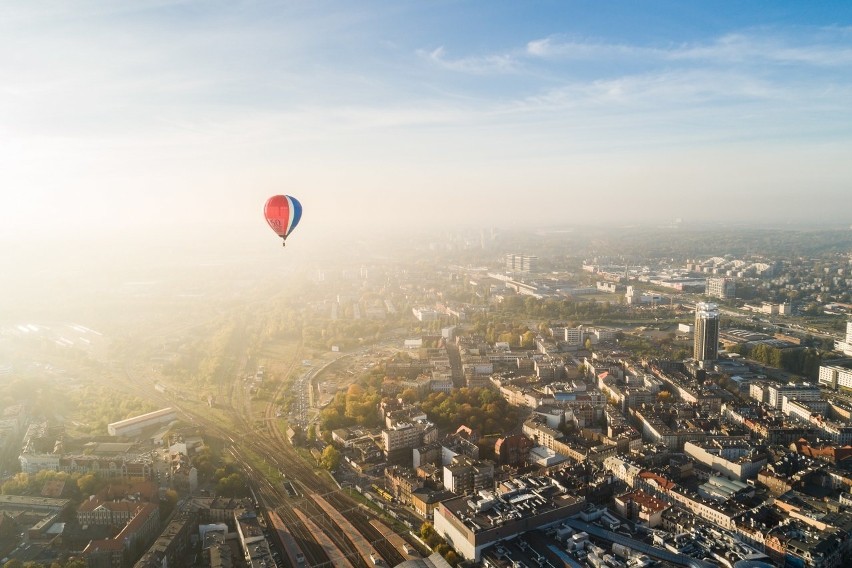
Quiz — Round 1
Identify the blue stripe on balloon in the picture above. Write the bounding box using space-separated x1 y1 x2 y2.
286 195 302 236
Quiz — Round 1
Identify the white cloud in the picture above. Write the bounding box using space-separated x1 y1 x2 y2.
671 32 852 66
526 37 659 60
519 70 781 109
418 45 518 74
526 29 852 67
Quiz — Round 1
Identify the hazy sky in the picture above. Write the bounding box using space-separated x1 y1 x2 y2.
2 1 852 247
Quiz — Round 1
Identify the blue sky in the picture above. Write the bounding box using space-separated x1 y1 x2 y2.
2 1 851 246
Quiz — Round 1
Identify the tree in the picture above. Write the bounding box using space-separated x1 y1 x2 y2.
164 489 179 506
400 388 419 404
1 473 28 495
320 445 341 471
216 473 248 497
802 303 822 316
419 519 447 549
193 447 216 479
77 473 99 496
496 332 517 346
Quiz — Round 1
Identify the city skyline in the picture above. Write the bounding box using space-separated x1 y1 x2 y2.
2 1 852 249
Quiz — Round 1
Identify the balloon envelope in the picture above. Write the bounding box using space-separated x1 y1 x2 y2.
264 195 302 239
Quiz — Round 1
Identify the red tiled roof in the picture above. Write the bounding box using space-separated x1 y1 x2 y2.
639 471 675 491
621 489 669 513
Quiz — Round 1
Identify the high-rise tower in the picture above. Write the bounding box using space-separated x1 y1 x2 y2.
836 320 852 356
505 254 539 273
694 302 720 363
706 277 736 299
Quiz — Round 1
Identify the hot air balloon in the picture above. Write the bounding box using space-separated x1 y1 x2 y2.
264 195 302 246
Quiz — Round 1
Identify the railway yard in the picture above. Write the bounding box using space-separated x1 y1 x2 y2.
118 338 416 568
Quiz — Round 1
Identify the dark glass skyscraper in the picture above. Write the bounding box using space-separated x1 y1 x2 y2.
694 302 720 363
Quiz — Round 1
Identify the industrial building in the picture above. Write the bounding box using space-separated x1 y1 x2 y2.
432 476 585 561
108 407 178 437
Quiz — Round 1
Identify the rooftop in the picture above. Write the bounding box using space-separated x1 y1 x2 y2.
440 477 584 535
617 490 669 514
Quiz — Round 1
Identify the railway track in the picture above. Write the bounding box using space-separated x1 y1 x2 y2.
323 489 405 566
251 349 407 567
113 335 411 568
228 344 378 567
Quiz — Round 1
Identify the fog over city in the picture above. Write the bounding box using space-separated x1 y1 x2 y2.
2 2 851 315
1 3 852 568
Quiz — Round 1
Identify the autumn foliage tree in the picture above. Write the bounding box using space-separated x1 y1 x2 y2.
320 383 381 431
420 387 522 435
320 445 341 470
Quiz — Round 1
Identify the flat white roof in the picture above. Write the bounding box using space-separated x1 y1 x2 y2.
108 407 175 428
